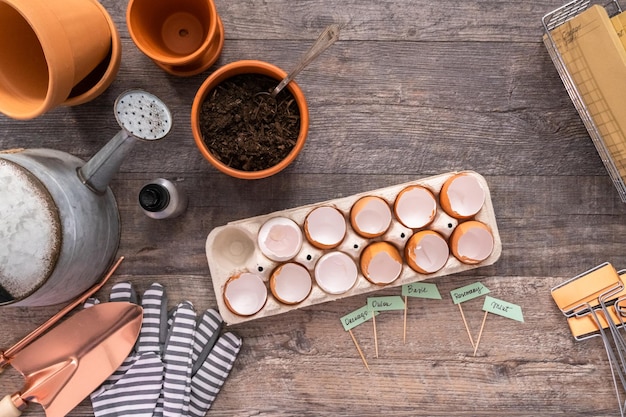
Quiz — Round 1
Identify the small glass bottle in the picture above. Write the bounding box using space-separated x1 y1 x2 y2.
138 178 188 219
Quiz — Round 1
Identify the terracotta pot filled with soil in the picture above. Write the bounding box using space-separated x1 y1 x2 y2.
191 60 310 179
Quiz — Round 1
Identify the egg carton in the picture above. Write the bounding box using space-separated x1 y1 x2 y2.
205 171 502 325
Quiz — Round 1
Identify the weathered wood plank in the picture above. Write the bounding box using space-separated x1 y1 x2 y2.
0 39 598 177
97 0 569 43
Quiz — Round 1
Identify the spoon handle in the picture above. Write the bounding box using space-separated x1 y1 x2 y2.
271 24 341 97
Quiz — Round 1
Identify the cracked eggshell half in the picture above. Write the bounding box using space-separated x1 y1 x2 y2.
257 217 303 262
439 173 486 219
405 230 449 274
393 185 437 229
314 251 358 294
450 220 494 264
304 206 346 249
350 196 392 238
270 262 312 305
360 241 403 285
223 272 268 316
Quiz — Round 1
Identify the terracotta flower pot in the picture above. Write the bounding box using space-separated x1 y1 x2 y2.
127 0 224 77
191 60 310 180
0 0 120 119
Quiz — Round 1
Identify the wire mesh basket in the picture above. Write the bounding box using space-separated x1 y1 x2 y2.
543 0 626 202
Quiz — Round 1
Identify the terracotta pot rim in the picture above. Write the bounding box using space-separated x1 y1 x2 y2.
63 0 121 106
191 60 310 180
126 0 219 68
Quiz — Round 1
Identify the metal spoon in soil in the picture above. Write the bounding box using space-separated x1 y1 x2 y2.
256 24 341 99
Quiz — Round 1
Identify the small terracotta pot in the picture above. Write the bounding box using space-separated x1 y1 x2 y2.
191 60 310 180
127 0 224 77
0 0 120 119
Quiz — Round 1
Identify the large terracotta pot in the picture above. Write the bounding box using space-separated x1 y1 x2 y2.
127 0 224 76
191 60 310 180
0 0 121 119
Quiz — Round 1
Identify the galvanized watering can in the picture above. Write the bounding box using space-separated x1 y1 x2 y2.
0 90 171 306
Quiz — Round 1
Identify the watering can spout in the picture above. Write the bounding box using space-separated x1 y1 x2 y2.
78 130 136 194
77 90 172 194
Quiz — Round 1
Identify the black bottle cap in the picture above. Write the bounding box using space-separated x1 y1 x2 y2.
139 183 170 212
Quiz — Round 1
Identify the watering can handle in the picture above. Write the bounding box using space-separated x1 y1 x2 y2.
0 395 22 417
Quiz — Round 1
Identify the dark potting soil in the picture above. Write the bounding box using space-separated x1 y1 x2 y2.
199 74 301 172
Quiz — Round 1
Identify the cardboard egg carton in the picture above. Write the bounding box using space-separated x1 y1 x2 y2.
205 171 502 325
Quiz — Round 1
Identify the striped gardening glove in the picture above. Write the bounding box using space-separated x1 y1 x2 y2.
86 282 242 417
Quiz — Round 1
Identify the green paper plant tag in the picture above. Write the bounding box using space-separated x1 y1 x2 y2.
368 295 405 311
450 282 490 304
341 305 378 331
402 282 442 300
483 295 524 322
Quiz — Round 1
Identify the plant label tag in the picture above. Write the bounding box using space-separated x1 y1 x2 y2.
402 282 442 299
368 296 405 312
450 282 490 304
341 305 378 331
483 295 524 322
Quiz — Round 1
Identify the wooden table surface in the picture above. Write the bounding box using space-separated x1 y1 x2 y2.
2 0 626 416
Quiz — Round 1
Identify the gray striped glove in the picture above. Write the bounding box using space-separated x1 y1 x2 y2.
87 282 242 417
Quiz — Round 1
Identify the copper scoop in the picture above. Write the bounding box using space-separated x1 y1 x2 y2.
0 301 142 417
0 256 125 371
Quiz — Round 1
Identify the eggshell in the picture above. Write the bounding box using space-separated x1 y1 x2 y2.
393 185 437 229
224 272 268 316
360 241 403 285
440 173 486 219
257 217 303 262
404 230 449 274
350 196 392 238
270 263 312 305
314 251 359 294
304 206 347 249
450 220 494 264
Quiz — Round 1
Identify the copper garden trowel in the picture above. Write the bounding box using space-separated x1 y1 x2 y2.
0 301 142 417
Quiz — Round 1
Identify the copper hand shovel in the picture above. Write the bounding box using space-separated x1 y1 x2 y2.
0 256 125 370
0 301 142 417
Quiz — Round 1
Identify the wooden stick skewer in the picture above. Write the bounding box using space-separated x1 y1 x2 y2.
473 310 489 357
372 312 379 358
348 330 370 372
458 304 475 349
403 295 408 344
